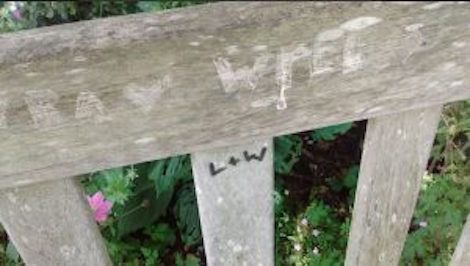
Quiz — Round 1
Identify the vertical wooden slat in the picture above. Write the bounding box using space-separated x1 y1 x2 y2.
450 214 470 266
0 178 111 266
345 106 443 266
191 139 274 266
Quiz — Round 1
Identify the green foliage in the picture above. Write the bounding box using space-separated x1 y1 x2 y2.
5 242 20 266
430 100 470 185
175 252 200 266
274 135 303 174
0 223 23 266
310 122 353 142
400 173 470 265
80 155 196 264
0 0 140 32
149 156 192 196
116 176 173 238
275 188 350 266
141 246 159 266
0 1 208 33
400 100 470 265
305 201 331 227
144 223 176 245
85 167 137 205
326 165 359 206
138 0 208 12
173 183 202 247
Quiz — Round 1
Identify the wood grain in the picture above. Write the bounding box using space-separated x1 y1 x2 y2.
0 178 111 266
344 106 443 266
0 2 469 188
191 139 273 266
451 214 470 266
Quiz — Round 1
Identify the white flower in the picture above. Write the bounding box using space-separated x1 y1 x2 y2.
300 218 308 226
294 243 302 251
9 2 18 12
312 247 320 255
284 189 290 196
419 221 428 228
422 172 433 182
312 229 320 237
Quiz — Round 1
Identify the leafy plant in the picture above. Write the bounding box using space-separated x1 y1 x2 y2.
79 155 196 263
429 100 469 185
275 193 350 266
116 175 173 238
175 252 200 266
173 183 202 247
327 165 359 206
5 242 21 266
310 122 353 142
137 0 208 12
275 135 303 175
85 167 137 205
400 100 469 265
400 173 469 265
0 1 208 33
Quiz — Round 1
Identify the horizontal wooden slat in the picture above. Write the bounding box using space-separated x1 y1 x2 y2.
0 2 469 188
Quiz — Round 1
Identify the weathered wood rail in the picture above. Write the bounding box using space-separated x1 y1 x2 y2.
0 1 469 265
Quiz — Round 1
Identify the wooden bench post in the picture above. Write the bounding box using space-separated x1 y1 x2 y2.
345 106 442 266
191 139 274 266
0 178 111 266
451 214 470 266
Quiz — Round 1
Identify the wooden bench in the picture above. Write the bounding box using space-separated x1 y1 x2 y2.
0 2 469 265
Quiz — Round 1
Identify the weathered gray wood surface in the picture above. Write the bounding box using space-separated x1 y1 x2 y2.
344 106 443 266
451 214 470 266
0 178 111 266
191 139 273 266
0 2 469 188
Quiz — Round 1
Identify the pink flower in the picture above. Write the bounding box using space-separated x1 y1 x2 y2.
11 10 22 21
87 192 113 223
8 2 22 21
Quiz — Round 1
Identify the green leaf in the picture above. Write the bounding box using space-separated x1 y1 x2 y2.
173 183 202 246
144 223 176 246
149 156 191 196
117 177 172 238
175 252 200 266
305 201 331 226
184 254 200 266
175 252 184 266
137 1 163 12
343 165 359 189
311 122 353 142
101 167 135 205
5 242 19 263
141 247 159 266
149 160 171 195
274 135 303 174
